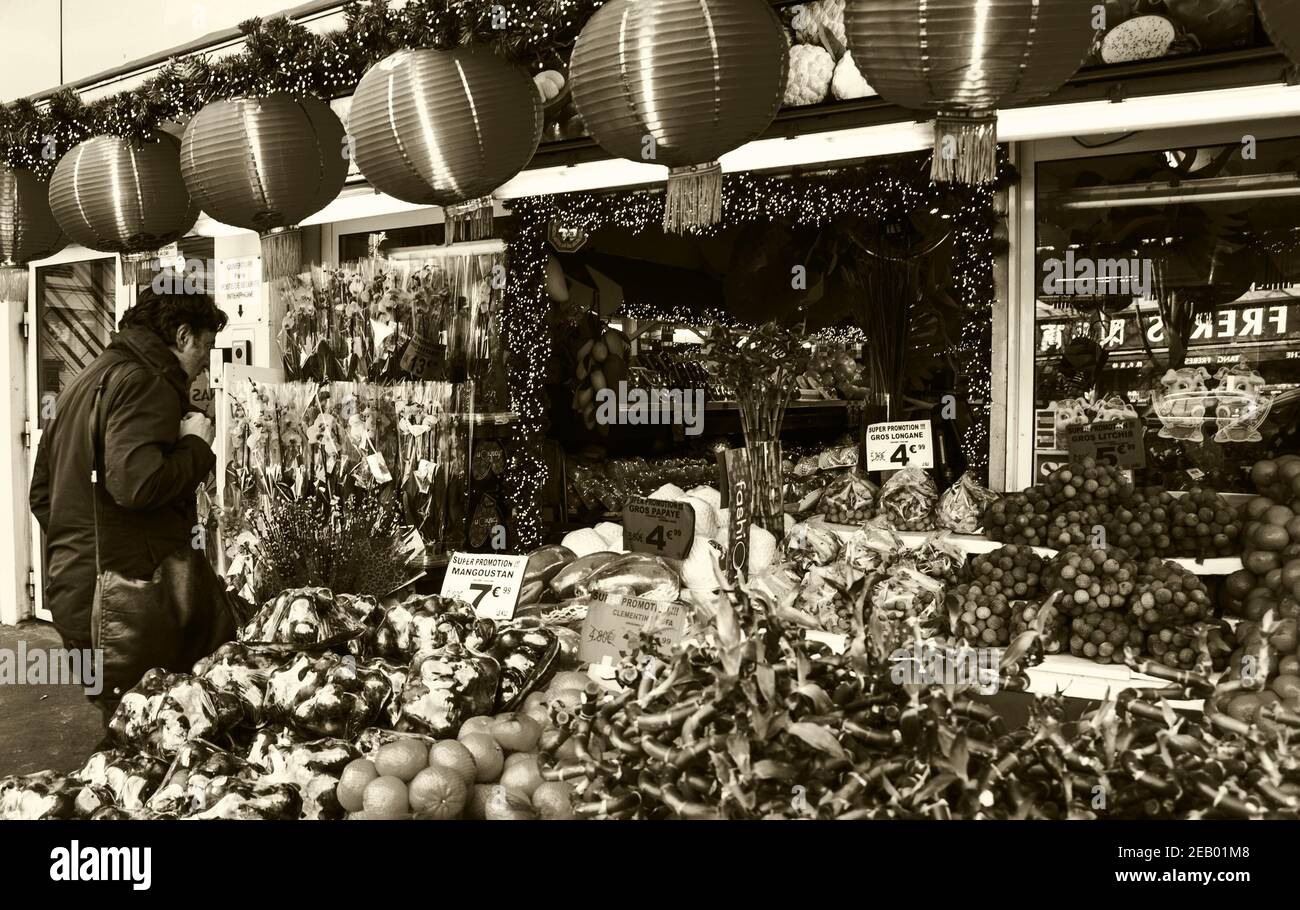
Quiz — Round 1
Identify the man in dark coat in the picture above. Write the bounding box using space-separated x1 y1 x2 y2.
29 287 227 722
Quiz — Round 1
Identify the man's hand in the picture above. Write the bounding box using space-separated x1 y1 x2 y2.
179 412 215 446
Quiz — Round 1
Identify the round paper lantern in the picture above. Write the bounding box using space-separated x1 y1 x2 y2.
0 165 65 303
569 0 788 232
181 94 348 280
1259 1 1300 66
348 46 542 241
48 132 198 284
845 1 1096 184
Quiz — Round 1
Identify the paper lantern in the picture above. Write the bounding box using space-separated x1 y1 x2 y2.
845 1 1096 184
181 94 348 280
348 46 542 241
48 133 198 284
0 165 65 303
1259 1 1300 66
569 0 788 232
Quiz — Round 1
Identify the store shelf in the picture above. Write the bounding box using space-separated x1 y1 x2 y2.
806 517 1242 575
1026 654 1202 709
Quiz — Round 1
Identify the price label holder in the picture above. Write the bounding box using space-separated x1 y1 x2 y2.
623 496 695 560
578 593 688 665
865 420 935 472
440 552 529 620
1066 418 1146 470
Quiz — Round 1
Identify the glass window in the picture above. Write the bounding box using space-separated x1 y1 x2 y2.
1033 134 1300 491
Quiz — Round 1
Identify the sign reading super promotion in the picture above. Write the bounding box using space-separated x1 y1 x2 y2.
440 553 529 620
865 420 935 472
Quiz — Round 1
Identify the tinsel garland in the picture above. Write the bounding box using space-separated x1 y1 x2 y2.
0 0 605 178
503 154 1014 546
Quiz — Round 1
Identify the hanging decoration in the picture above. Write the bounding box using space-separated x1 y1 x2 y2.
1257 0 1300 66
844 1 1095 185
568 0 788 233
47 132 198 285
347 45 542 241
0 165 65 303
180 94 348 280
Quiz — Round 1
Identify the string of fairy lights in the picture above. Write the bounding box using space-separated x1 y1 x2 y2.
504 159 1011 545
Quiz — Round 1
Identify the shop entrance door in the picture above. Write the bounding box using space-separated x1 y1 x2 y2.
26 256 121 622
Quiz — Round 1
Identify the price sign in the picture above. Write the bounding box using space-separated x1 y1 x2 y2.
216 257 262 324
865 420 934 472
577 593 688 665
1067 419 1146 470
623 496 695 559
440 552 529 620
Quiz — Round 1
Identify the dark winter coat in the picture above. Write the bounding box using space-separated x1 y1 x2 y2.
30 327 215 643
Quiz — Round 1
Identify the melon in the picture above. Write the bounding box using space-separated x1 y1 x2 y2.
1100 15 1176 64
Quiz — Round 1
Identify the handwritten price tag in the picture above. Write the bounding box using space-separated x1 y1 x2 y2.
623 496 695 560
577 593 688 665
440 552 529 620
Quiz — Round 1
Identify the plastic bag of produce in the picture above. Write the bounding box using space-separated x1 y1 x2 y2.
145 740 257 816
575 553 682 602
935 472 999 534
0 771 83 820
259 736 361 820
873 468 938 531
784 521 842 570
244 724 313 771
370 597 495 662
485 626 560 712
366 658 410 726
185 778 303 820
192 641 285 727
265 653 392 739
843 526 902 577
796 563 859 635
819 471 878 524
354 728 438 758
239 587 364 651
108 669 242 760
77 749 169 813
395 643 500 738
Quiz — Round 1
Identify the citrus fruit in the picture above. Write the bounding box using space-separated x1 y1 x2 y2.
1252 461 1278 489
457 715 496 740
1253 524 1289 552
1265 568 1285 593
1246 497 1276 520
532 781 575 819
1287 517 1300 541
1283 461 1300 481
548 671 593 692
347 811 369 820
1268 676 1300 702
490 714 543 752
374 739 430 783
520 691 551 729
1246 550 1280 575
1225 693 1261 723
1278 654 1300 676
337 758 379 812
460 732 504 782
362 776 411 819
549 688 585 711
428 739 477 788
1265 505 1296 526
1271 620 1299 653
499 752 544 798
409 766 469 819
1224 569 1256 602
484 785 536 820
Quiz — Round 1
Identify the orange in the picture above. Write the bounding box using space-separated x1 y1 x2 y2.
1253 525 1289 552
428 739 477 789
460 732 504 782
1246 550 1280 576
1251 461 1278 490
409 766 468 819
549 688 585 711
1278 654 1300 677
1246 497 1276 520
362 776 411 820
1225 694 1261 723
337 758 379 813
457 715 496 740
1274 676 1300 701
520 691 551 729
374 739 430 783
532 781 575 819
1265 505 1296 527
499 752 544 799
465 783 531 820
548 671 594 692
490 714 543 752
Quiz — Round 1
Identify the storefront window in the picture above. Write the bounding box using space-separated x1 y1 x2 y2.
1033 134 1300 491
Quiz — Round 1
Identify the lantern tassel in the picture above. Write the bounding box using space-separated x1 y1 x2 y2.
664 162 723 234
120 252 155 288
261 227 303 281
443 196 495 245
931 113 999 186
0 266 28 305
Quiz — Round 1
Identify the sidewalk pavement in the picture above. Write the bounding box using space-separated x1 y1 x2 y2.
0 621 104 778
